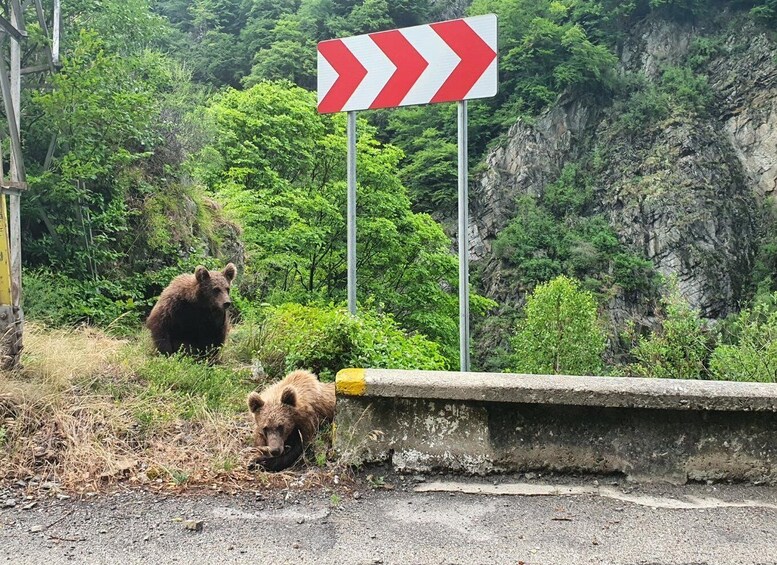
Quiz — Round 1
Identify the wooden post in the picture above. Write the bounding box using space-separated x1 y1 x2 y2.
10 3 23 312
0 0 29 369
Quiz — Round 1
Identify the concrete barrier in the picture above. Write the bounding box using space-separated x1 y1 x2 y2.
333 369 777 484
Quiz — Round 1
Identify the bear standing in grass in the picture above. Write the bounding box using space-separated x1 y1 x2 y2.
247 369 336 471
146 263 237 357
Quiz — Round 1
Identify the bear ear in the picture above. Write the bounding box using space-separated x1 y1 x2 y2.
247 392 264 414
222 263 237 282
195 265 210 283
280 387 297 407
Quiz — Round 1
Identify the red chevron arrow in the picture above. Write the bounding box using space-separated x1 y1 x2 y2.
430 19 496 104
317 39 367 114
369 29 429 109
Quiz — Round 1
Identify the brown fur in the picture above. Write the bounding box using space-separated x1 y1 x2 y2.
146 263 237 357
247 370 336 463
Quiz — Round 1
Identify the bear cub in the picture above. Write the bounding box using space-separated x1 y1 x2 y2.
146 263 236 357
247 369 336 472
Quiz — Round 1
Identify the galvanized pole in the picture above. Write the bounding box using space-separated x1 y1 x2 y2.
458 100 470 371
346 111 357 315
52 0 60 65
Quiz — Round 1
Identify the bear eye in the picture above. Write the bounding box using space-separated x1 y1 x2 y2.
212 287 221 295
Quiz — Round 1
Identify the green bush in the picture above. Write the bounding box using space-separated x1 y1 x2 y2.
750 0 777 25
492 166 656 295
23 269 143 332
660 65 712 115
709 292 777 382
615 65 712 133
509 276 606 375
626 282 714 379
233 303 448 380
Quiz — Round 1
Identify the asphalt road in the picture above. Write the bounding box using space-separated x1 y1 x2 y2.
1 474 776 565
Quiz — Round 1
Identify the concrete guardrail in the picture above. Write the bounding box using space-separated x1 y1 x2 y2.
333 368 777 484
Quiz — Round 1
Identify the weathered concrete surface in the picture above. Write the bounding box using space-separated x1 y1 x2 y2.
334 370 777 484
339 369 777 411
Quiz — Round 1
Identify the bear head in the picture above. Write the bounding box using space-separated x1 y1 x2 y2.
247 387 300 457
194 263 236 312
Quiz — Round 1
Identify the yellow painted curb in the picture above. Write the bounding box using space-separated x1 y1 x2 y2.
336 368 366 396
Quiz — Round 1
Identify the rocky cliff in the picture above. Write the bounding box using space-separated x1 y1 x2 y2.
470 15 776 366
470 14 777 326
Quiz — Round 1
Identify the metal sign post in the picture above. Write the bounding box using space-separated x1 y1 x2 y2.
457 100 470 371
346 111 357 315
317 15 497 369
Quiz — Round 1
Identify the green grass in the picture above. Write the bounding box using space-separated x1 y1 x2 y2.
129 351 253 418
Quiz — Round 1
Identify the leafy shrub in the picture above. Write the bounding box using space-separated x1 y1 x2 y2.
750 0 777 25
509 276 606 375
232 303 448 380
492 165 656 295
660 66 712 115
709 292 777 382
626 282 714 379
615 65 712 133
615 80 672 132
688 36 725 69
23 269 143 332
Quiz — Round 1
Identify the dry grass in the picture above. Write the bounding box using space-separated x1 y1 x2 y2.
0 323 339 494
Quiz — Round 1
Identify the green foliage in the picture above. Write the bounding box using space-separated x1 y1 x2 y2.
202 81 484 359
647 0 708 17
688 36 725 69
155 0 432 88
626 283 714 379
470 0 618 115
23 269 144 332
509 276 606 375
25 24 219 281
660 66 713 114
235 303 449 380
614 66 712 133
493 164 656 294
397 128 458 214
749 0 777 24
709 292 777 382
67 0 170 53
750 202 777 295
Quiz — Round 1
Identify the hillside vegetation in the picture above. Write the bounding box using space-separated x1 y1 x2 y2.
11 0 777 378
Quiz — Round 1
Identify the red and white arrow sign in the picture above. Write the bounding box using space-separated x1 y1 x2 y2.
317 14 497 114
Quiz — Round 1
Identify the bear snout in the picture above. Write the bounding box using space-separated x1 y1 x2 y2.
268 446 284 457
223 299 232 309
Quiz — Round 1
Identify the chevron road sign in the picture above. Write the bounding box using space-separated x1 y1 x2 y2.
318 15 498 372
317 14 497 113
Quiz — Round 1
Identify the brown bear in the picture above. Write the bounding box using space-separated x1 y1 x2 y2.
146 263 237 357
247 369 336 472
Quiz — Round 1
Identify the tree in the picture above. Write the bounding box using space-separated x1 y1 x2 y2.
627 282 713 379
709 292 777 383
201 81 491 361
509 275 605 375
27 32 172 275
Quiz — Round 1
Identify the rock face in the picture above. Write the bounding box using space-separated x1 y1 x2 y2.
471 18 776 324
471 96 600 301
712 32 777 200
